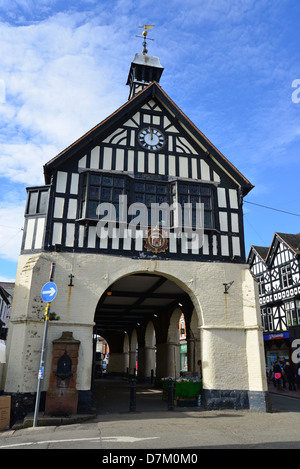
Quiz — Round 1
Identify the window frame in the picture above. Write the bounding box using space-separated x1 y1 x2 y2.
79 171 216 231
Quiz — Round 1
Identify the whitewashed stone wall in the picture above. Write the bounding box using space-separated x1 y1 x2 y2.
4 251 267 407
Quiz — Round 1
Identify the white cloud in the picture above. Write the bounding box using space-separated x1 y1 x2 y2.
0 11 129 185
0 201 24 262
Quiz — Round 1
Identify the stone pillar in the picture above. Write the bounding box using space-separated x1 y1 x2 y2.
129 350 137 375
107 353 124 374
156 342 180 379
123 351 129 374
45 331 80 416
187 337 201 374
138 346 156 380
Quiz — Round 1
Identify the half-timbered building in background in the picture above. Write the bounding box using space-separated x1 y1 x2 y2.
248 233 300 369
3 34 268 416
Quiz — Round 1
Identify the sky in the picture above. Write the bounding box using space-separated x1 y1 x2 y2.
0 0 300 282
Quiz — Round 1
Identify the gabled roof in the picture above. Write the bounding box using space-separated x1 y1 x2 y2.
248 232 300 268
250 245 269 262
43 81 253 195
276 232 300 254
268 232 300 258
265 232 300 266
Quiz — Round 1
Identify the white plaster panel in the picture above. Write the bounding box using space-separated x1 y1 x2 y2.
56 171 67 193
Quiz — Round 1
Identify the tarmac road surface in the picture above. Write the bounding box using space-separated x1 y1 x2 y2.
1 379 300 450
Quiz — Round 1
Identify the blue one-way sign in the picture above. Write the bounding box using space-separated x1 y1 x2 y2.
41 282 57 303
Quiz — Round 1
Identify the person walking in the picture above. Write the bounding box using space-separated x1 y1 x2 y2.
283 362 296 391
273 360 284 391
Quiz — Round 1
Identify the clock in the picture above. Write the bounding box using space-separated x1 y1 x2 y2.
138 127 165 150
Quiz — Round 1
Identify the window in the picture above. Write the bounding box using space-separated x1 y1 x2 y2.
133 181 169 226
80 173 126 219
262 307 274 332
178 183 213 229
80 172 215 231
257 275 265 295
261 308 267 331
267 307 274 331
285 301 300 326
281 265 293 288
26 188 49 215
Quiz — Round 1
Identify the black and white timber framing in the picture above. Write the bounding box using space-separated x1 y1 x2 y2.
248 232 300 350
21 53 253 263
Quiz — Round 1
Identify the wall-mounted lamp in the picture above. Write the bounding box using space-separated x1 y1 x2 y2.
223 281 234 294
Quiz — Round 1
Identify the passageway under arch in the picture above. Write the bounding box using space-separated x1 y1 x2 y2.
92 273 201 412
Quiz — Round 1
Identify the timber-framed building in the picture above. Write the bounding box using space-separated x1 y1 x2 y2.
2 37 268 418
248 233 300 369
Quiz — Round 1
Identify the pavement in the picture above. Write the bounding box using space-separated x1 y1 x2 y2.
1 376 300 449
10 376 300 429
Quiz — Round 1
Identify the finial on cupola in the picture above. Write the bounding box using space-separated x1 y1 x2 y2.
136 24 155 55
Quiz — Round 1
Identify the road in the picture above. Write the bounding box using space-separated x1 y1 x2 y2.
1 392 300 450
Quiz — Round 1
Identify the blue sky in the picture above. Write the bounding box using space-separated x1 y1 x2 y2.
0 0 300 281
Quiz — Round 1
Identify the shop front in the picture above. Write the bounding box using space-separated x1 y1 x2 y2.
264 332 291 371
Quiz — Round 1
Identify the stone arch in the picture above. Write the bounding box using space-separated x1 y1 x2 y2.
96 266 204 330
94 268 203 382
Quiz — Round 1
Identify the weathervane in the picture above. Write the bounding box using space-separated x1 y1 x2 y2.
136 25 155 55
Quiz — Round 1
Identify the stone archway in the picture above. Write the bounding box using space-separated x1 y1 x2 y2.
5 251 267 414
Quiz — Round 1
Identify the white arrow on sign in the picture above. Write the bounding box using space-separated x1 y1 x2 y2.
42 287 56 296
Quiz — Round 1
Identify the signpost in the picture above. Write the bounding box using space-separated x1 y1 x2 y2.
41 282 57 303
33 264 57 427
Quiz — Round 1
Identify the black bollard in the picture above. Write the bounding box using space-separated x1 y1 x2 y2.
129 377 136 412
150 369 154 384
168 378 174 410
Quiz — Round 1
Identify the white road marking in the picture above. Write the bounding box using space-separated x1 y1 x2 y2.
0 435 159 448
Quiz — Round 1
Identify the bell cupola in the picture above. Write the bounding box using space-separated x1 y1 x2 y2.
126 25 164 100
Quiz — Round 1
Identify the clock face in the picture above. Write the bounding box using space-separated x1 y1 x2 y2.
138 127 165 151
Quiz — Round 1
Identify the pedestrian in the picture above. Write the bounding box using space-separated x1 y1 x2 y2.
283 362 296 391
296 363 300 390
271 362 276 388
280 361 287 388
273 360 284 391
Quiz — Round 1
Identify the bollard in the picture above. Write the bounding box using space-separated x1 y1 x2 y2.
168 378 174 411
129 378 136 411
150 369 154 384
